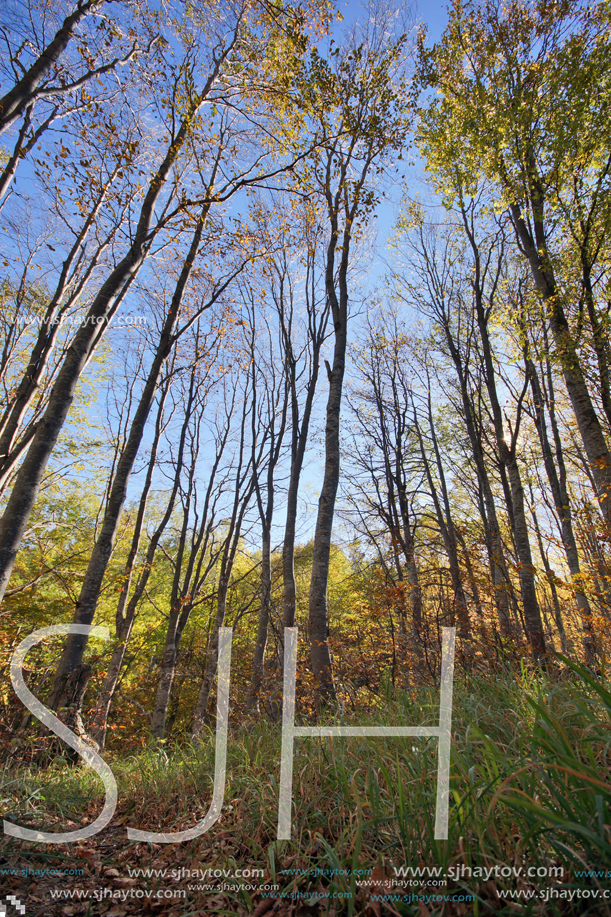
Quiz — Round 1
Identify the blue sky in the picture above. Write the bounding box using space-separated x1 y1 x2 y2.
334 0 450 43
416 0 451 43
256 1 455 551
1 0 454 548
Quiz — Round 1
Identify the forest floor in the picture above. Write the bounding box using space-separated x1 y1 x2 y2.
1 660 610 917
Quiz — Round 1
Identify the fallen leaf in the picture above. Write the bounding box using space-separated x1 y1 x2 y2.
249 899 275 917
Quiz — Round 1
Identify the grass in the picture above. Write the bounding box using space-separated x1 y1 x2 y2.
1 658 611 915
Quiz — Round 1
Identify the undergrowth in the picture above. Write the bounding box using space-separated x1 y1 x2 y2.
2 657 610 915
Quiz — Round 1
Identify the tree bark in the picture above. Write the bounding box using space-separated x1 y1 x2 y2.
460 206 547 660
455 526 484 622
0 80 218 606
504 457 546 659
281 271 326 633
247 529 272 711
192 577 229 736
0 0 102 134
443 324 513 635
417 389 470 637
308 228 347 706
49 205 211 707
510 199 611 523
526 346 597 662
89 379 180 749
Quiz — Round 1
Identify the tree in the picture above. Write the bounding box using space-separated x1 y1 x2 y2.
278 213 330 636
457 202 547 660
0 0 328 609
0 143 139 493
417 0 611 524
89 373 171 750
48 197 249 710
149 349 236 742
240 272 290 713
1 0 106 134
238 197 331 697
296 8 411 706
0 0 156 202
191 374 257 736
348 315 425 652
522 308 597 662
391 216 515 637
412 374 471 641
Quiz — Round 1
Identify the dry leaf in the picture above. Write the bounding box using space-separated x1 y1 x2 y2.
248 899 275 917
76 847 96 861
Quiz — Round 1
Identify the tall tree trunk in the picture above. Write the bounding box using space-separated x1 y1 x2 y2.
528 485 568 654
150 606 192 740
581 257 611 431
404 531 422 652
0 87 215 606
147 369 210 743
462 208 547 660
91 622 134 750
192 406 254 734
416 390 470 637
308 316 345 706
150 652 176 742
307 188 354 707
247 527 272 711
279 268 328 678
526 344 597 663
455 527 484 622
281 320 323 632
89 379 185 749
192 577 229 736
49 206 211 707
281 483 299 629
245 314 289 712
445 336 513 635
0 0 102 134
510 200 611 523
504 456 546 659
